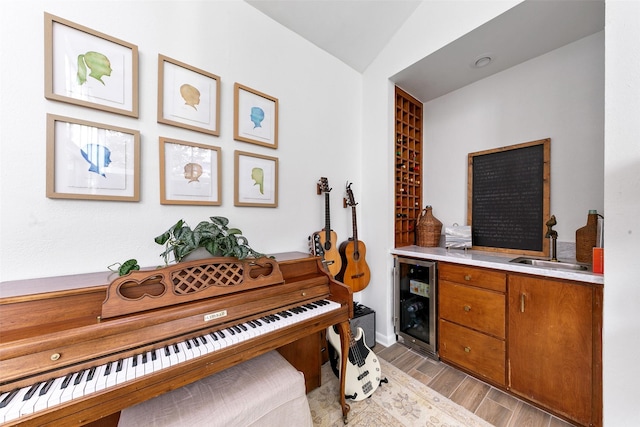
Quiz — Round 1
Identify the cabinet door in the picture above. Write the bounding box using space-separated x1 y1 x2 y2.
508 275 593 426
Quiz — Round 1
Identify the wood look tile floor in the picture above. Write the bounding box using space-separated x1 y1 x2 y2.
374 342 577 427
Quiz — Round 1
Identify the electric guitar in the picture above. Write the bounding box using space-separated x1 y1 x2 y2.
338 183 371 292
312 177 342 277
327 324 382 401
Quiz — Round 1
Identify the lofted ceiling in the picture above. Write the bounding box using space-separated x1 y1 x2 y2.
246 0 604 102
245 0 421 73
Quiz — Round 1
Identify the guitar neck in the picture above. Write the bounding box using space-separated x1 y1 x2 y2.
325 192 331 241
351 206 359 246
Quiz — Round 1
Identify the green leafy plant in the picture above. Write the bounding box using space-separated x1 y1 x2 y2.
154 216 267 265
108 259 140 276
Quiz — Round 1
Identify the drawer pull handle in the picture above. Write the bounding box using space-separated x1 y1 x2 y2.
520 293 526 313
464 274 471 281
464 346 471 353
463 305 471 312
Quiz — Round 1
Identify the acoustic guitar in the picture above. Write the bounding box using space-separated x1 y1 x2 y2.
327 324 383 401
338 183 371 292
312 177 342 277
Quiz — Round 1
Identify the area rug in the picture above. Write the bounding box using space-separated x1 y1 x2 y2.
307 358 493 427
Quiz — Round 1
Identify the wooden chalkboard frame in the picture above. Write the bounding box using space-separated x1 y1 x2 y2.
467 138 550 256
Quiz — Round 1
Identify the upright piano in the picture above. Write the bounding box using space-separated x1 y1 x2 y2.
0 252 353 426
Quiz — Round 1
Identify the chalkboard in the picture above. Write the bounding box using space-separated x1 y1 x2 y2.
467 139 550 256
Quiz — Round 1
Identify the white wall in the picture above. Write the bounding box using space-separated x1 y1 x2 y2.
423 31 604 242
0 0 361 282
603 1 640 424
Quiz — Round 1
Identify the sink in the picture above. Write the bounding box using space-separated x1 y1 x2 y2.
509 257 589 271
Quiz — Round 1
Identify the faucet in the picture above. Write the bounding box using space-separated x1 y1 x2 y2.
545 215 558 262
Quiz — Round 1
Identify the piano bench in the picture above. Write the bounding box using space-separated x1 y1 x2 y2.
118 351 313 427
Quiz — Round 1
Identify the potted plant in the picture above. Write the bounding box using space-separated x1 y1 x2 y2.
154 216 267 266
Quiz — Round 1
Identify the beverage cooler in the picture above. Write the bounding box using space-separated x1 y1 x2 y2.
393 256 438 358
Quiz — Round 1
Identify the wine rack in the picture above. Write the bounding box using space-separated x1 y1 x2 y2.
394 87 422 247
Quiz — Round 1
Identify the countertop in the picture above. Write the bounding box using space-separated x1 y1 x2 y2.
391 245 604 285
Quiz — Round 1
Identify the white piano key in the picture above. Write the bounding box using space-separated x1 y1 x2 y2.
125 355 138 381
1 386 31 423
104 361 118 388
95 362 111 391
70 370 87 400
17 381 43 417
114 359 128 385
134 353 146 379
36 376 63 411
83 365 102 395
151 349 163 372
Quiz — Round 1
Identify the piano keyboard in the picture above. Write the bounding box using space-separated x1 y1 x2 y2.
0 299 339 424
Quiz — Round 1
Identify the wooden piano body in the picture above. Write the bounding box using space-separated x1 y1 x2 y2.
0 252 353 426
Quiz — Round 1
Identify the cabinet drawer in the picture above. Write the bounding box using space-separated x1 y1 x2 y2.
439 319 505 386
439 281 505 338
439 263 506 292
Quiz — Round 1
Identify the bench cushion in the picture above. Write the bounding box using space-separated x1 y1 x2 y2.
118 351 313 427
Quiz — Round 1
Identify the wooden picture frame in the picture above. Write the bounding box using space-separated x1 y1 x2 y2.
46 114 140 201
158 55 221 136
159 137 222 205
234 150 278 207
44 13 139 117
468 138 550 256
234 83 278 149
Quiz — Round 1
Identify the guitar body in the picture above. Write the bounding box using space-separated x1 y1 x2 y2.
316 229 342 277
338 183 370 292
327 325 381 401
338 239 371 292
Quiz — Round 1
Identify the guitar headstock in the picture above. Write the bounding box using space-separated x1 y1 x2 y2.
317 177 331 195
344 182 358 207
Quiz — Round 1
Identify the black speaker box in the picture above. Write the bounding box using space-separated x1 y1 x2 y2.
351 304 376 348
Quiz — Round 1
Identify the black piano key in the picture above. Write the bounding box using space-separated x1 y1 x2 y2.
104 361 113 376
86 367 97 381
61 373 74 389
233 325 242 333
209 332 219 341
39 378 55 396
218 330 226 338
227 328 235 335
142 353 148 364
73 370 86 386
199 336 207 345
239 324 248 331
23 382 42 401
185 339 192 349
164 345 171 356
192 338 200 347
151 350 158 361
173 343 180 353
132 355 138 367
0 389 19 408
116 359 124 372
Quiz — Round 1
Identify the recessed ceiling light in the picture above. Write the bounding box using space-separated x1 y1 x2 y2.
474 56 492 68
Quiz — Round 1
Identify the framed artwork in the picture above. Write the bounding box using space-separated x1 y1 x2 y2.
44 13 139 117
159 137 222 205
234 151 278 207
158 55 221 136
234 83 278 149
46 114 140 201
